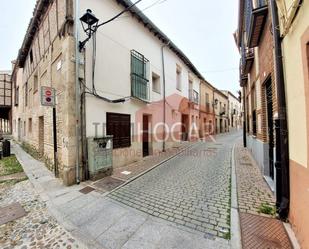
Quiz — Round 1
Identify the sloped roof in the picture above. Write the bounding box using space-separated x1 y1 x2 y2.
115 0 206 80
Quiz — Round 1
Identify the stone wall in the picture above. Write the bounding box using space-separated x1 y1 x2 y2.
12 0 77 185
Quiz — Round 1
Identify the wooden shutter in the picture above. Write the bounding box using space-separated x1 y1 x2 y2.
106 113 131 149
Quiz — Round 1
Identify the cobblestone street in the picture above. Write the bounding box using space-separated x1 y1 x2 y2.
109 132 241 239
0 180 84 249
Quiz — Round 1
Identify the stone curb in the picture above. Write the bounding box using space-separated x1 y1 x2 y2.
230 142 242 249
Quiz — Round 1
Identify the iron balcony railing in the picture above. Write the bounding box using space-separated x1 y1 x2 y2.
131 50 150 102
189 89 199 104
241 45 255 74
131 74 150 101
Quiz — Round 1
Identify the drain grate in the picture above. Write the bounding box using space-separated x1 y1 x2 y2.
79 186 95 194
93 177 124 192
239 212 293 249
0 202 27 225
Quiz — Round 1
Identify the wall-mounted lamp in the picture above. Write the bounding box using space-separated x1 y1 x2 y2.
79 9 99 51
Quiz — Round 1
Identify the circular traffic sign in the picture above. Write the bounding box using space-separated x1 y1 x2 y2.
45 90 52 96
46 97 52 102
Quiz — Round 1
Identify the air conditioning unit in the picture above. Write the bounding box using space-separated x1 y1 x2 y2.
87 136 113 177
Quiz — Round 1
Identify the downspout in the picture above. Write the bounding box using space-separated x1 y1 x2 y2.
161 41 170 152
269 0 290 220
243 86 247 147
75 0 81 184
212 90 215 134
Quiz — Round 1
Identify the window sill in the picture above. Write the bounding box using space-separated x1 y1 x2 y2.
152 90 161 94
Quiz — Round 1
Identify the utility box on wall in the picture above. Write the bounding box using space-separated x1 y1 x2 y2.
87 136 113 179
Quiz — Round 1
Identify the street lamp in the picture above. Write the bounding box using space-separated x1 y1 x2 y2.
79 9 99 51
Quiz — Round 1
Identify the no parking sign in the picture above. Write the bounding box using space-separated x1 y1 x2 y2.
41 86 56 106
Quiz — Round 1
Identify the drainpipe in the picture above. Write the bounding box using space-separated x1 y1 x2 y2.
212 90 215 134
75 0 81 184
161 41 170 152
269 0 290 220
243 86 247 147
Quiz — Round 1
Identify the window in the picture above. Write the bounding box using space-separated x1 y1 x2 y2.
30 50 33 64
24 121 26 137
251 85 257 135
28 118 32 133
152 72 160 93
205 93 210 111
24 82 28 107
176 66 182 91
252 110 257 135
131 50 149 101
205 93 210 104
106 113 131 149
15 86 19 106
34 74 38 92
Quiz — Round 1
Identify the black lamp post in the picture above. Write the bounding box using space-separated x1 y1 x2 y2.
79 9 99 51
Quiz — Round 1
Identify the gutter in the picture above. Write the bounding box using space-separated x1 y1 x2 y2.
161 41 170 152
243 87 246 147
269 0 290 220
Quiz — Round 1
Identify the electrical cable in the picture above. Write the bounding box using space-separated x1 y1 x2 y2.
97 0 143 28
118 0 168 19
80 0 146 104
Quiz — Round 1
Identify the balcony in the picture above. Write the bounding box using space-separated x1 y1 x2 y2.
239 59 248 87
189 89 199 104
246 0 268 48
241 48 254 75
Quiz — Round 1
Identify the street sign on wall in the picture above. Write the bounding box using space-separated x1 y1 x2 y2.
41 86 56 106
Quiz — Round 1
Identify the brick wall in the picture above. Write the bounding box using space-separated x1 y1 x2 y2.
244 14 278 144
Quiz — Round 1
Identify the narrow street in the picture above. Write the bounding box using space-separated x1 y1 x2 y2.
0 132 241 249
109 132 241 239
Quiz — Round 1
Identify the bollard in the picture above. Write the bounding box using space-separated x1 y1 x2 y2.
2 140 11 157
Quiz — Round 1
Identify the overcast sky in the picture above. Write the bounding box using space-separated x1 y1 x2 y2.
0 0 240 94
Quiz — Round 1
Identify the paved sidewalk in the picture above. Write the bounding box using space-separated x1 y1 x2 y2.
234 141 293 249
11 142 230 249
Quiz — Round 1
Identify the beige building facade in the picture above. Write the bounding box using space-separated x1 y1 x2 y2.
213 90 229 134
277 0 309 247
11 0 236 185
222 90 242 131
199 81 215 136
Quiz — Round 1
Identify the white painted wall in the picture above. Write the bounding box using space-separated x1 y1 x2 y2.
79 0 202 167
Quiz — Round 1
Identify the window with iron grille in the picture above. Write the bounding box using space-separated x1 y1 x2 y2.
15 86 19 106
24 82 28 107
106 113 131 149
33 74 38 92
252 109 257 135
205 93 210 112
131 50 149 101
176 66 182 91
